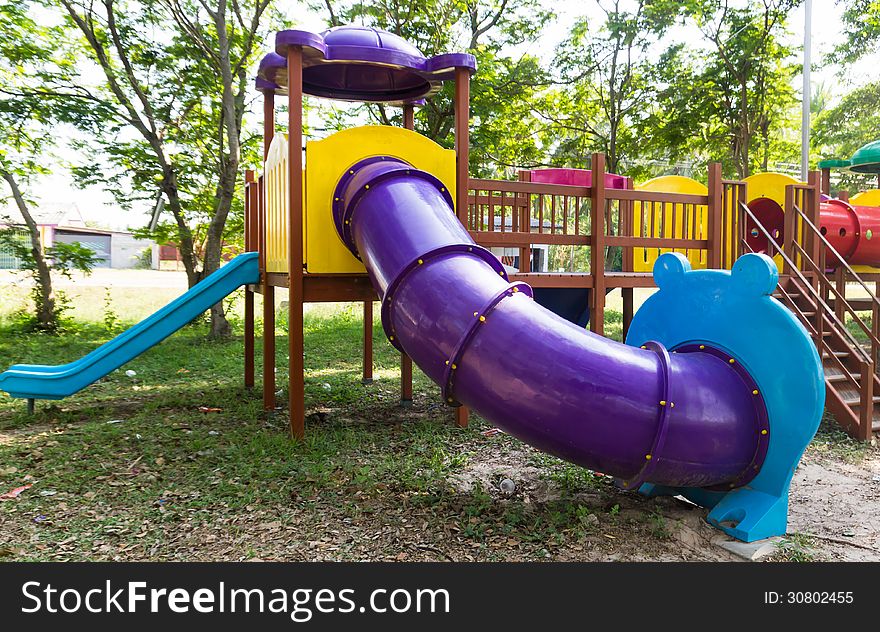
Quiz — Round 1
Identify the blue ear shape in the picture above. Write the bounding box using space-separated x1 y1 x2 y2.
653 252 691 290
731 253 778 297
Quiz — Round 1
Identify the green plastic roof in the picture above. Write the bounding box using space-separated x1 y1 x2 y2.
818 158 850 169
849 139 880 174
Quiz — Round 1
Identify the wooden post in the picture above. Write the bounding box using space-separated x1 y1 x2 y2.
621 176 634 339
833 265 846 324
783 184 796 275
403 103 415 130
399 103 415 407
820 167 831 195
400 353 413 407
362 302 373 384
590 153 606 336
453 66 470 428
244 169 256 389
707 163 723 269
262 89 276 412
287 46 305 439
808 172 822 295
859 358 874 441
517 170 532 270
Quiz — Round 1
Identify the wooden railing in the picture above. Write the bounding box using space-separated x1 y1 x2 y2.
739 200 875 438
789 203 880 371
467 177 592 272
467 164 714 276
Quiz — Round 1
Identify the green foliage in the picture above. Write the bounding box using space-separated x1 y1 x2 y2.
650 0 801 178
102 287 121 333
813 81 880 194
546 1 676 178
317 0 554 178
832 0 880 63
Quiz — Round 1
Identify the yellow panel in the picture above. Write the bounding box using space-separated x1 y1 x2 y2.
263 134 306 274
305 126 456 274
850 189 880 206
743 172 800 206
743 173 801 271
632 176 708 272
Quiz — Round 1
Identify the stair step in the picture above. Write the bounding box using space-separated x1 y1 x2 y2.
811 331 832 339
773 292 801 300
826 373 861 383
823 350 850 359
841 394 880 406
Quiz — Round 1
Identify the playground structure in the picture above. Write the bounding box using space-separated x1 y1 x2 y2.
244 26 829 543
7 24 880 542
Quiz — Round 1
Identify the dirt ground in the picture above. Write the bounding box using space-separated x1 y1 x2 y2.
443 436 880 562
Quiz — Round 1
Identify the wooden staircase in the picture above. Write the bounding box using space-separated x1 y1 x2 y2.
736 194 879 441
774 275 880 440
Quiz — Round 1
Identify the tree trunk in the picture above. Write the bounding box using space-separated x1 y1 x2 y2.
2 170 57 330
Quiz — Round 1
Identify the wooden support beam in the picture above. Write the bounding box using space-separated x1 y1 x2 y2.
363 302 373 384
622 288 634 340
244 169 256 389
287 47 305 439
707 163 723 269
262 90 276 412
400 352 413 407
453 66 471 428
589 153 606 336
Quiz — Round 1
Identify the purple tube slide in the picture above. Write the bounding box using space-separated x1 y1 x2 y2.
334 158 764 489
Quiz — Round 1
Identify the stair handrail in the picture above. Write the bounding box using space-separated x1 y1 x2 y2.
788 203 880 365
738 201 872 366
787 238 880 353
789 203 880 311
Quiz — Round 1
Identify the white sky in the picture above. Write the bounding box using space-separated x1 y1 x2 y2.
9 0 874 232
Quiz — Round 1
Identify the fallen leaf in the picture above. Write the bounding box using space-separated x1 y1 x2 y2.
0 484 33 501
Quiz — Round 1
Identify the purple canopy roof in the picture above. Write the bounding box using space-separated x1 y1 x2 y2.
257 25 476 104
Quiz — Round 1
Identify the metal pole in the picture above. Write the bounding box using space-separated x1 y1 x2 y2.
801 0 812 181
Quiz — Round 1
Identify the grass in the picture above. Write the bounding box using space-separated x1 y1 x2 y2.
771 534 818 562
2 296 670 562
808 412 873 463
0 281 875 562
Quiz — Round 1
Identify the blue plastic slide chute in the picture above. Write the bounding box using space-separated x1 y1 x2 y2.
0 252 260 403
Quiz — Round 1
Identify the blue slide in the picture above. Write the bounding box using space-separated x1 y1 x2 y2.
0 252 260 402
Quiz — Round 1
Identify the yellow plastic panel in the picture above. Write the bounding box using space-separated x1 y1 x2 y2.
632 176 708 272
850 189 880 207
263 134 306 274
305 126 456 274
743 172 800 207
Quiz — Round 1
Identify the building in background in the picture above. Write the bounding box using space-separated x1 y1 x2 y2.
0 203 157 270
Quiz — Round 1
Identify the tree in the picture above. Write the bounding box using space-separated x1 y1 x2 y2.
0 0 101 330
832 0 880 63
651 0 801 178
813 81 880 193
57 0 273 337
543 0 679 178
315 0 554 177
